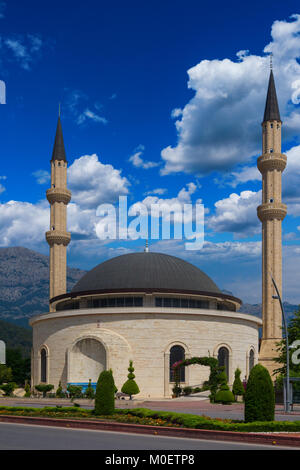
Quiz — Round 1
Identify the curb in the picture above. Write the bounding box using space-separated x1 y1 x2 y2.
0 415 300 447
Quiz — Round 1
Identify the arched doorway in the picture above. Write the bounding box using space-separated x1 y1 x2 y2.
68 337 107 385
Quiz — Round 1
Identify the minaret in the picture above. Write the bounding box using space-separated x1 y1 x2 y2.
46 115 71 309
257 68 287 377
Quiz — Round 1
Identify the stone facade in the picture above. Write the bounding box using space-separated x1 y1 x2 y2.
30 306 261 398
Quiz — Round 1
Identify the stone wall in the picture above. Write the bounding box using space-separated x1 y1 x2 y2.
31 307 261 398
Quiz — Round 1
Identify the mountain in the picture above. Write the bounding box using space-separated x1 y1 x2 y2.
0 247 85 328
239 302 299 321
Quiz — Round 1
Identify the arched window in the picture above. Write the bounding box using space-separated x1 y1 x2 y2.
249 349 255 373
169 345 185 382
41 348 47 383
218 347 229 378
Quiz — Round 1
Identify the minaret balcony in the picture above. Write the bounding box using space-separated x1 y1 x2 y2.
46 230 71 246
46 187 72 204
257 153 287 173
257 202 287 222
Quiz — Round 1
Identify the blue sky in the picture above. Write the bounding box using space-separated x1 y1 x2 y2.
1 0 300 303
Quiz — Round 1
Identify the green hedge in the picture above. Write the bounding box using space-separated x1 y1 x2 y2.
115 408 300 432
0 405 300 433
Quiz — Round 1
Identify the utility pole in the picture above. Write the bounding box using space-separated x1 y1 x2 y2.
271 274 291 412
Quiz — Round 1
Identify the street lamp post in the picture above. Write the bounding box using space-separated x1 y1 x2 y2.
271 274 291 413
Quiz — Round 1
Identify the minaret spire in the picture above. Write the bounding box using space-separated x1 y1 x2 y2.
46 115 71 310
257 68 287 378
263 68 281 122
51 115 67 162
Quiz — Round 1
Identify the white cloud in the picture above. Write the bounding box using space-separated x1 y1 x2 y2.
32 170 50 185
0 200 48 247
129 146 159 170
144 188 167 196
77 109 107 125
130 182 199 224
161 14 300 176
0 154 131 249
63 90 107 126
215 165 260 187
282 145 300 206
3 34 43 70
208 190 261 237
68 154 129 209
171 108 183 118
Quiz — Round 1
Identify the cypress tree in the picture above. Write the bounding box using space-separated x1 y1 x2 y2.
244 364 275 422
232 368 245 398
94 370 115 415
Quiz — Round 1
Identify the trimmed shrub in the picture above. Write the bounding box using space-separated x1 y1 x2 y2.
35 384 54 398
0 365 13 385
214 369 234 404
172 385 182 397
183 386 193 396
67 385 83 400
244 364 275 422
1 382 16 396
85 379 95 399
232 368 244 397
214 387 235 404
24 382 31 398
94 370 115 415
55 381 64 398
121 360 140 399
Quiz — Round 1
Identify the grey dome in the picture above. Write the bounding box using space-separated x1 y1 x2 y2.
71 252 221 295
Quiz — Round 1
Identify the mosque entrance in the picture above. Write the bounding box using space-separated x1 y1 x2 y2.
68 337 106 391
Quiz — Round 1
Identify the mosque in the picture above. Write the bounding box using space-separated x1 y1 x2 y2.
30 69 285 397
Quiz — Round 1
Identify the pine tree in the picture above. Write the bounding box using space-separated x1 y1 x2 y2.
121 360 140 399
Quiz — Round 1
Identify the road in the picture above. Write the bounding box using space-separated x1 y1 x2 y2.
0 422 295 450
